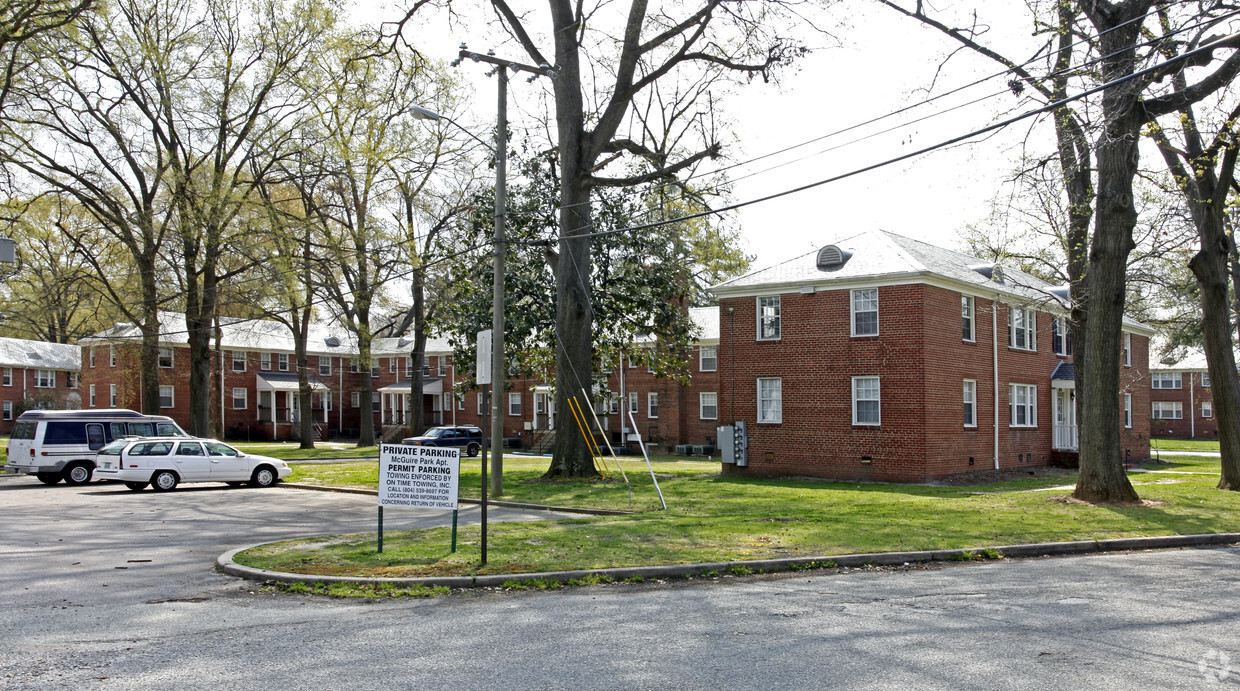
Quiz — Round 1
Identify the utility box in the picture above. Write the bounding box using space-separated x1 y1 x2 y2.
717 422 747 467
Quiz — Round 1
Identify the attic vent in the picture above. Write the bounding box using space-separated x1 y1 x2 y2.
27 352 41 359
970 263 1004 284
1049 286 1070 300
397 337 410 348
816 245 852 271
324 336 341 347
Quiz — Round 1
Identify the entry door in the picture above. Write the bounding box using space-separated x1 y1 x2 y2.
535 393 555 430
1055 389 1076 427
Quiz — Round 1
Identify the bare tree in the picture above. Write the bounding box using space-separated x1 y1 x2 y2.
0 0 94 109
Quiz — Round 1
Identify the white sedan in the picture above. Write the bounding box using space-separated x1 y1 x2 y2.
93 437 291 491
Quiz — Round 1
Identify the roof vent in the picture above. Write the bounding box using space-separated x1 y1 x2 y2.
324 336 341 348
27 352 40 359
970 263 1004 284
397 337 410 348
816 245 852 271
1049 285 1070 301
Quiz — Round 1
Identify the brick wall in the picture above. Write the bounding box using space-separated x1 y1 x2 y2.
1148 370 1216 439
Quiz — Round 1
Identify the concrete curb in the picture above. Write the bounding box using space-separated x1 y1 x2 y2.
217 532 1240 590
279 483 633 516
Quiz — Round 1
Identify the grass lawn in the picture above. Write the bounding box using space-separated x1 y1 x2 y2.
232 441 378 460
1151 438 1220 453
237 452 1240 579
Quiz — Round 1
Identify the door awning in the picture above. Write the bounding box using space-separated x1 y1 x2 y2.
256 373 329 393
378 377 443 395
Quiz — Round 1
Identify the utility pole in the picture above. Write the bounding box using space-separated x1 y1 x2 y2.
451 46 556 497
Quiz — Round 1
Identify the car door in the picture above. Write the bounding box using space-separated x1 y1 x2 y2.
204 441 248 480
172 441 211 482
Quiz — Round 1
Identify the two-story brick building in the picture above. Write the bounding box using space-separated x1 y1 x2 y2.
711 230 1153 482
0 337 83 433
1149 349 1218 439
76 310 723 449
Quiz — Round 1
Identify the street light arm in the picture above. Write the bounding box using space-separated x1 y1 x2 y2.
409 106 495 154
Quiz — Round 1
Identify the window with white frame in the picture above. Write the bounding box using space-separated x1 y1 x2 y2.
1202 401 1213 418
350 358 358 374
261 352 272 370
699 392 718 420
278 353 289 372
1009 383 1037 427
648 392 659 418
319 356 332 376
351 391 360 408
109 384 117 407
1008 307 1036 351
109 345 116 367
757 296 781 340
371 361 380 378
389 358 396 374
610 399 619 414
852 376 881 426
963 379 977 427
628 355 636 369
1151 372 1182 389
1 367 9 386
962 296 975 342
1124 393 1132 428
1122 333 1131 366
508 392 522 416
1152 401 1182 419
34 370 54 388
2 401 10 420
158 347 174 368
372 392 380 407
159 385 174 408
699 346 717 372
852 289 879 337
438 359 448 377
457 394 464 411
628 391 638 414
89 384 96 407
1201 371 1211 387
1052 316 1072 356
89 348 96 368
758 377 782 423
232 351 246 372
232 388 247 410
477 392 485 415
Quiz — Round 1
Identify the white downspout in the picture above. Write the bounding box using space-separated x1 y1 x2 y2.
451 360 457 425
993 295 1000 470
619 353 627 441
1190 374 1196 438
338 358 343 431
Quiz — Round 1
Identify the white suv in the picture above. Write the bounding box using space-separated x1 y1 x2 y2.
93 437 291 492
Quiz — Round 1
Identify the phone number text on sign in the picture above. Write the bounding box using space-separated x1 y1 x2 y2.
378 444 460 510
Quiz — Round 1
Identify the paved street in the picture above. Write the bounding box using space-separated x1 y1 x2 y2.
2 475 1239 689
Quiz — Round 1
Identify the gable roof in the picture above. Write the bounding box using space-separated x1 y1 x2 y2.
712 229 1154 335
0 337 81 371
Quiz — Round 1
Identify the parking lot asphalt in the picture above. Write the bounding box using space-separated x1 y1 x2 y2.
0 475 553 609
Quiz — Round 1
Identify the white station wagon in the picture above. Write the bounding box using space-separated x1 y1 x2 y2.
93 437 291 492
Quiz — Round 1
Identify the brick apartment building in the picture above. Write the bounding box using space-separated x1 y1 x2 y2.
711 230 1153 482
0 337 83 433
1149 350 1218 439
76 310 723 449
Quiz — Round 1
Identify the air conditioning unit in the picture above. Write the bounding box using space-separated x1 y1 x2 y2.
692 445 715 455
674 444 692 456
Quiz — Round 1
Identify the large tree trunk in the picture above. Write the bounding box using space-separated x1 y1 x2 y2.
296 339 315 450
357 324 375 447
544 9 598 478
409 269 426 437
1193 205 1240 490
139 318 162 416
1073 1 1145 504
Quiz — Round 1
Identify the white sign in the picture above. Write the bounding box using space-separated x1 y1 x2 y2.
378 444 460 510
476 329 492 385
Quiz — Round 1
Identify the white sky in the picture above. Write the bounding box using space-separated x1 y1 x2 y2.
376 2 1049 271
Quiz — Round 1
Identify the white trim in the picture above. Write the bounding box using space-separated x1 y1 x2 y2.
699 345 717 372
1124 393 1132 428
757 295 781 341
852 376 880 426
757 377 782 424
647 392 659 419
1009 383 1037 427
699 392 718 420
508 391 522 416
159 385 175 409
851 288 879 337
963 379 977 428
961 296 975 343
232 387 248 410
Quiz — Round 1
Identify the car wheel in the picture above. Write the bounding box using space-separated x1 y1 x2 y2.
226 481 245 488
467 442 480 457
36 473 61 485
62 462 93 485
250 466 277 488
124 482 148 491
150 470 179 492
